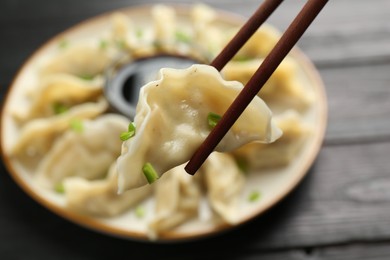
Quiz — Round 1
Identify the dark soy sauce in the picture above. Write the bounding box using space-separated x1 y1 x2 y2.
105 54 201 119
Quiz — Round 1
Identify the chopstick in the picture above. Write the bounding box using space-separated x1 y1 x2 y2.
210 0 284 71
185 0 328 175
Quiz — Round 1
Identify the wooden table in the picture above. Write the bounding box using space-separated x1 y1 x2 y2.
2 0 390 259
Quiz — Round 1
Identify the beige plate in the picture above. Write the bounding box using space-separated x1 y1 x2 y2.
0 4 327 242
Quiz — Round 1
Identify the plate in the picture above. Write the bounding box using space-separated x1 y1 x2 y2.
0 4 327 242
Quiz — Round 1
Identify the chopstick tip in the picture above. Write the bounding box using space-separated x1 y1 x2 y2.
184 162 197 175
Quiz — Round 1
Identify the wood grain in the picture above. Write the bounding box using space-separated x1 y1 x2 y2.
248 141 390 249
322 63 390 144
240 242 390 260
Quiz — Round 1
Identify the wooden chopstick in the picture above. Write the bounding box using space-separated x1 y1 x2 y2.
210 0 284 71
185 0 329 175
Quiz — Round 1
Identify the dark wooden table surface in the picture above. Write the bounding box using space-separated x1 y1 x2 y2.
2 0 390 259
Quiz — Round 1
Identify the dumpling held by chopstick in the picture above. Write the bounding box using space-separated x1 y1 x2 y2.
116 64 282 193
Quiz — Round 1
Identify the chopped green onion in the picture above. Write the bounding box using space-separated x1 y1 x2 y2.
120 122 136 141
116 39 126 49
55 183 65 194
207 112 222 128
99 39 108 50
120 132 132 141
175 31 191 43
78 74 94 81
59 39 69 49
234 55 252 62
53 103 68 115
70 119 84 133
142 163 159 184
153 40 163 49
135 29 144 38
128 122 136 134
235 157 249 174
135 206 145 218
248 191 261 202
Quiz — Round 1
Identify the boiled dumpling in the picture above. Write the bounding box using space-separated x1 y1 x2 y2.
64 162 152 217
10 98 107 170
223 57 314 109
109 12 142 51
233 110 312 170
148 165 200 239
201 152 245 224
191 3 225 55
36 114 128 188
16 73 103 122
40 41 112 77
191 3 216 26
236 24 282 58
110 12 132 43
152 5 176 51
117 64 282 192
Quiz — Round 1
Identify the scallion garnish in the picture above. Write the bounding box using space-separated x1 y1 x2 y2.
142 163 159 184
116 39 126 49
127 122 136 133
78 74 94 81
135 206 145 218
175 31 191 43
153 40 163 49
53 103 68 115
234 55 251 62
55 183 65 194
59 39 69 49
248 191 261 202
70 119 84 133
207 112 222 128
136 29 144 38
120 122 136 141
99 39 108 50
120 132 132 141
235 157 249 174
